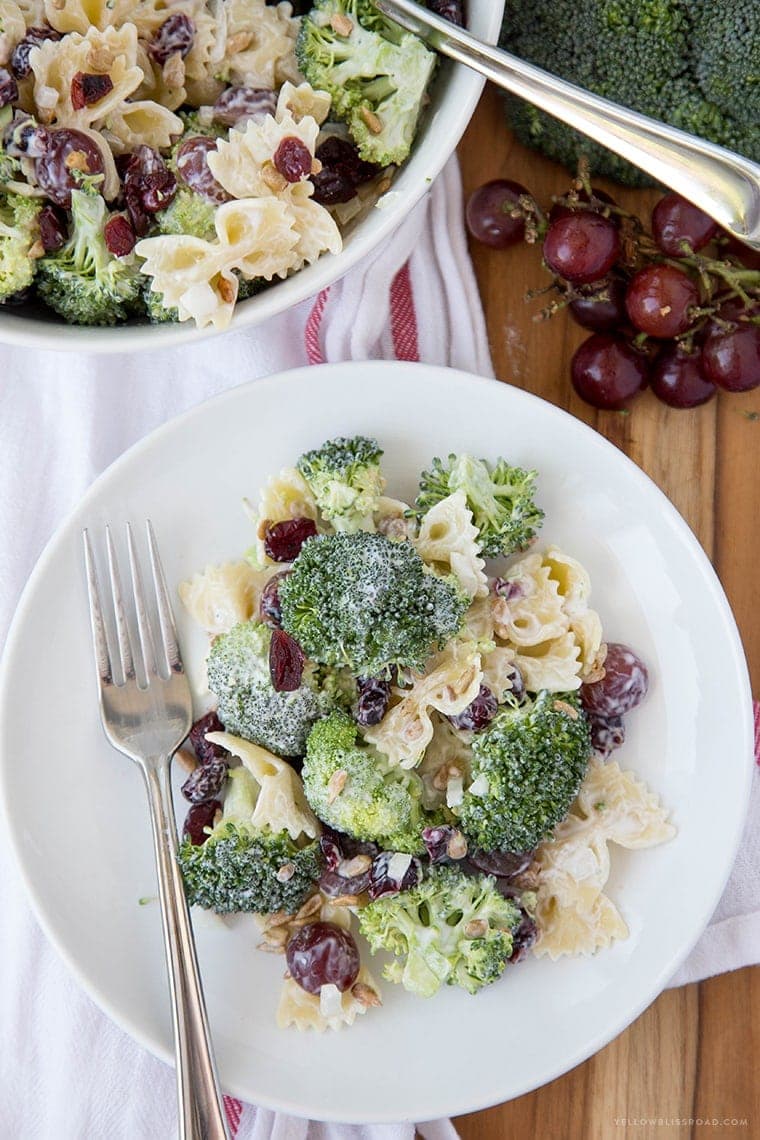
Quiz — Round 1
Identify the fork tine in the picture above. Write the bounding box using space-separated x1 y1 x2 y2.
146 520 183 674
83 529 113 685
126 522 157 680
105 525 135 683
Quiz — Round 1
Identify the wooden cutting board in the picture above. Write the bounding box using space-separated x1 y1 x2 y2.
452 85 760 1140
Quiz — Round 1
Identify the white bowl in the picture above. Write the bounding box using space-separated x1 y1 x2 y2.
0 4 504 354
0 362 753 1122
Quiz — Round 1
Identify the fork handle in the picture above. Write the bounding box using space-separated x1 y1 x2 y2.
143 758 230 1140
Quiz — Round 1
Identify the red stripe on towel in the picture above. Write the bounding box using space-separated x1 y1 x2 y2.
305 288 330 365
390 261 420 361
224 1095 243 1134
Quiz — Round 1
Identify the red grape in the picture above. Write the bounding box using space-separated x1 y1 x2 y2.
34 128 105 207
543 212 620 285
652 193 717 256
176 136 230 203
650 344 716 408
568 277 627 332
580 643 649 718
465 179 530 249
701 324 760 392
286 922 360 994
571 334 649 410
625 264 698 338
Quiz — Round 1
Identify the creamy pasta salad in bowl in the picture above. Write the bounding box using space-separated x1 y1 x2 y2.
0 1 503 350
0 363 753 1121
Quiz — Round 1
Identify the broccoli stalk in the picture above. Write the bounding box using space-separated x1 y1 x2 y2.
457 690 591 854
415 453 544 558
359 864 523 996
207 619 337 757
499 0 760 186
36 189 141 325
296 434 385 532
296 0 437 167
0 192 41 302
279 530 468 676
302 710 431 853
177 766 321 914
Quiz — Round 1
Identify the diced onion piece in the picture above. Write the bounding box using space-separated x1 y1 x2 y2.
387 852 412 883
319 983 342 1018
468 774 489 798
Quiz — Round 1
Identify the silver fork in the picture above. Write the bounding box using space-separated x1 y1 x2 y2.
83 521 230 1140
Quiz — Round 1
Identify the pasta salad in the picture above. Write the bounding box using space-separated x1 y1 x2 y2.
177 435 675 1031
0 2 453 328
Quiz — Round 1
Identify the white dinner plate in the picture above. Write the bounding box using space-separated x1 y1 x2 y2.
0 362 754 1122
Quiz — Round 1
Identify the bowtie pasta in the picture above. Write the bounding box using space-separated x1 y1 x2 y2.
0 1 441 327
177 436 676 1031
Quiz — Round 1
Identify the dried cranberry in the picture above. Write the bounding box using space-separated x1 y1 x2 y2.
422 825 468 864
182 799 221 845
491 577 524 601
467 849 533 879
269 628 305 692
122 145 176 234
70 71 113 110
448 684 498 731
509 913 538 963
37 205 66 252
259 570 290 628
10 26 61 80
181 758 228 804
213 86 277 127
176 136 230 204
580 643 649 719
318 837 374 898
311 135 378 206
34 128 104 208
273 135 312 183
589 714 625 758
428 0 465 25
367 851 422 900
104 213 135 256
0 68 18 108
188 711 227 765
263 517 317 562
149 12 195 65
286 922 360 994
355 675 391 727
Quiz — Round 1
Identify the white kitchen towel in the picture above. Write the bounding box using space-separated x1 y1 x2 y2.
0 153 757 1140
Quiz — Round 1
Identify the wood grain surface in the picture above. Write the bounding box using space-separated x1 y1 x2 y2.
452 86 760 1140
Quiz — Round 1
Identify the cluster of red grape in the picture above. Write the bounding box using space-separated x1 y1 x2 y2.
465 177 760 410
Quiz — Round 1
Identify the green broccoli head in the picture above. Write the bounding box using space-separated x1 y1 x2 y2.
36 189 142 325
457 690 591 854
302 711 429 853
296 0 437 166
155 183 217 242
279 530 468 676
415 453 544 558
358 864 523 996
296 434 385 531
178 767 321 914
206 619 335 757
499 0 760 186
0 192 41 302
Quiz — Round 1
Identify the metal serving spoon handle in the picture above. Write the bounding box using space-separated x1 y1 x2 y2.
375 0 760 250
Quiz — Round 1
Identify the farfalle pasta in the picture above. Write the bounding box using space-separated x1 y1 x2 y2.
217 0 299 90
30 24 143 128
415 491 488 600
177 560 267 636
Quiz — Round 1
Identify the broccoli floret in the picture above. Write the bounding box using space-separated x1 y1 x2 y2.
36 189 141 325
457 690 591 854
155 183 217 241
297 434 385 531
358 864 522 997
302 711 430 853
499 0 760 186
0 191 40 302
279 531 468 676
415 453 544 559
177 766 321 914
296 0 437 166
207 619 338 757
